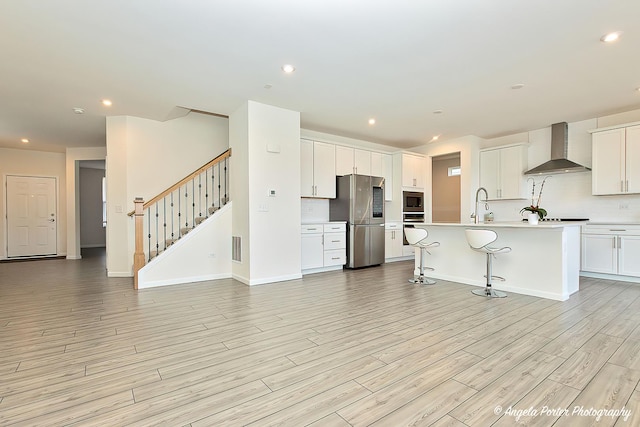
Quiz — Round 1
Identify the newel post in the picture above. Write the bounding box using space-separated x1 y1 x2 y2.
133 197 145 290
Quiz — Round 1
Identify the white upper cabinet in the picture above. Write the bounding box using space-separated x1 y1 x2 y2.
592 124 640 195
370 152 383 177
354 149 371 175
382 153 393 201
336 146 371 175
480 145 527 200
401 153 425 189
335 145 354 176
300 139 336 198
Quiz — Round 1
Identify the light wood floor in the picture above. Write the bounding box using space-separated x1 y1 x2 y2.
1 249 640 426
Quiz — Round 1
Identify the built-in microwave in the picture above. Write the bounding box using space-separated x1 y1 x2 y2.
403 191 424 213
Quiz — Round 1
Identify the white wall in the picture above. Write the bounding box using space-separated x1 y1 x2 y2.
230 101 301 285
482 116 640 223
79 167 106 248
408 108 640 224
106 112 229 277
138 203 232 288
413 135 482 223
229 103 250 282
0 148 67 259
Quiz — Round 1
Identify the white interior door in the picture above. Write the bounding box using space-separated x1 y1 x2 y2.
6 175 57 257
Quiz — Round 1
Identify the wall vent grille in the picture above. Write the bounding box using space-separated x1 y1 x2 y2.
232 236 242 262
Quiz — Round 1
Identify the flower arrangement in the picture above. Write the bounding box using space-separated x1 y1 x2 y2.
520 176 550 220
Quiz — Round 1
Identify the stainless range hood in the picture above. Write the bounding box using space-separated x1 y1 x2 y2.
524 122 591 175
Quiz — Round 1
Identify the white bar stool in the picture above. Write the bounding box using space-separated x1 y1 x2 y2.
465 229 510 298
404 227 440 285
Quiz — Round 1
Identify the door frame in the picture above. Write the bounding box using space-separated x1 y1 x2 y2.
4 174 60 259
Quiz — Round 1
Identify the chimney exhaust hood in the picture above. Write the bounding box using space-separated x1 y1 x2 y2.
524 122 591 175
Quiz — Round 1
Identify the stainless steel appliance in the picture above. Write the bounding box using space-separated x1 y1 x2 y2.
330 174 385 268
403 212 425 245
403 191 424 212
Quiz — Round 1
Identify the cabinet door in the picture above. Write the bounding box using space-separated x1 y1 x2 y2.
382 154 393 201
619 235 640 277
300 139 314 197
301 234 323 270
313 142 336 198
499 145 525 199
592 128 625 195
354 149 371 175
335 146 355 176
626 125 640 194
370 152 383 177
402 154 424 188
480 149 501 199
386 229 404 258
402 154 415 187
581 234 617 274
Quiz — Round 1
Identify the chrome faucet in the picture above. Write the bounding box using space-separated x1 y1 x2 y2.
471 187 489 224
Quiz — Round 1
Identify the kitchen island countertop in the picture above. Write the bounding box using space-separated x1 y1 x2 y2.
411 222 581 301
414 221 586 228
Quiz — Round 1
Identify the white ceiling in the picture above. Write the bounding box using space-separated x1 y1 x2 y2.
2 0 639 153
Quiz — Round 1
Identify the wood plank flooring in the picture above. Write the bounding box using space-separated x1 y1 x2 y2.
1 248 640 426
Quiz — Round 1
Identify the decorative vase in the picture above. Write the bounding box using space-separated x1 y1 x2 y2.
527 213 539 225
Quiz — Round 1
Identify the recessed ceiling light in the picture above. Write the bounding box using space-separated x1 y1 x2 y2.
433 110 443 115
101 99 112 106
368 118 376 125
21 138 29 144
264 84 273 89
430 135 440 142
281 64 296 73
73 107 85 114
511 83 525 90
600 31 622 43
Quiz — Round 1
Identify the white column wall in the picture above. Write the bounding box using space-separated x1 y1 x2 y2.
229 103 251 282
230 101 301 285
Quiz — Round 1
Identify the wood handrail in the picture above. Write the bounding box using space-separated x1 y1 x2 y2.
127 148 231 216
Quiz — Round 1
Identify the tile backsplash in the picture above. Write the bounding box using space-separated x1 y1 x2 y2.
301 198 330 223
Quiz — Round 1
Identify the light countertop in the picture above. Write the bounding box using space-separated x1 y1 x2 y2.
414 221 587 229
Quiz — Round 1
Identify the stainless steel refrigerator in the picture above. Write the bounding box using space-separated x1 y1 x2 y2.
330 174 385 268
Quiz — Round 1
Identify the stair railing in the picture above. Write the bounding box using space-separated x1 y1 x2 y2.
129 148 231 288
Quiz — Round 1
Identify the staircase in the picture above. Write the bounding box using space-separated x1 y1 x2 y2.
131 149 231 288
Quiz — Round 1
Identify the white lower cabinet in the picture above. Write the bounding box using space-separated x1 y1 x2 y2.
385 222 404 259
323 223 347 266
301 225 324 270
301 222 346 272
582 224 640 278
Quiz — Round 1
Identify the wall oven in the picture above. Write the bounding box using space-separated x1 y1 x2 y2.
402 212 425 246
403 191 424 213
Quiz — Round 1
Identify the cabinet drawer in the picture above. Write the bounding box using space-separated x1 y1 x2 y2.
324 249 346 266
324 223 346 233
301 224 324 234
385 222 401 230
583 225 640 236
324 233 346 250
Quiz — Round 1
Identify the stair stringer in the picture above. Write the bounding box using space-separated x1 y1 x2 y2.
137 202 232 289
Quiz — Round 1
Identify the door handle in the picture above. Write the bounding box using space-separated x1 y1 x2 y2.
49 219 55 222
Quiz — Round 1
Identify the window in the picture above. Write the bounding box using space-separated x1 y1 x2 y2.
448 166 461 177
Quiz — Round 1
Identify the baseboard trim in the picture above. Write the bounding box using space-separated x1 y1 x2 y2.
138 273 232 289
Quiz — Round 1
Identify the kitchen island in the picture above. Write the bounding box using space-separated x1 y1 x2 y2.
412 221 585 301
